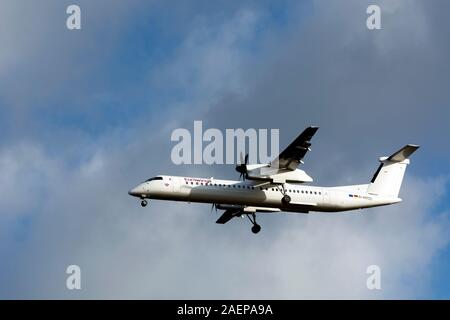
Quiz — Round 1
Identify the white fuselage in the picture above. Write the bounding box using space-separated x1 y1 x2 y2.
128 175 402 213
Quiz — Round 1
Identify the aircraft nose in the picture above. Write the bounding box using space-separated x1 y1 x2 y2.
128 186 140 197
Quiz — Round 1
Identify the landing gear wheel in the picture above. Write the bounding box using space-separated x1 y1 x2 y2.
246 213 261 234
141 200 148 207
282 194 291 204
251 224 261 234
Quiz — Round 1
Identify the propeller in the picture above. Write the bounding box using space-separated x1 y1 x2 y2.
211 203 218 214
235 153 249 180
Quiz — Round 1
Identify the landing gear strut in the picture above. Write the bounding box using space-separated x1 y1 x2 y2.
246 212 261 234
141 199 148 207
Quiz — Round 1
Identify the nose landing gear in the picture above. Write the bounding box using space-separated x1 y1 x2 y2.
141 199 148 207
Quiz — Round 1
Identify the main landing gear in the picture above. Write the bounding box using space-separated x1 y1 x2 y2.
246 212 261 234
251 224 261 234
278 184 291 204
141 199 148 207
282 194 291 204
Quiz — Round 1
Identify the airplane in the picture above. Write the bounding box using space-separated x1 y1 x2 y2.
128 126 419 234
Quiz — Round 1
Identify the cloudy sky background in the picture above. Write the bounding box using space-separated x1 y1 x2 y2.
0 0 449 298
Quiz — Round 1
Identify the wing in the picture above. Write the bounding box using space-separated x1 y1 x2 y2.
271 126 319 171
215 206 281 224
216 208 242 224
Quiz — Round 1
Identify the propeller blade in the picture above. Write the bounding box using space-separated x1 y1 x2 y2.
236 152 249 181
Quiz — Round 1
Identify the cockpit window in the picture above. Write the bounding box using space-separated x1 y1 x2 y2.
145 177 163 182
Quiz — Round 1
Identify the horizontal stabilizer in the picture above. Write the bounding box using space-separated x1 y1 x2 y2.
387 144 420 162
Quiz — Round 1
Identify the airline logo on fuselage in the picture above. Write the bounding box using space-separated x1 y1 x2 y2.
184 177 212 184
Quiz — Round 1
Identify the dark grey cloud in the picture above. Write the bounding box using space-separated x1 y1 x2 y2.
0 0 449 299
201 0 450 180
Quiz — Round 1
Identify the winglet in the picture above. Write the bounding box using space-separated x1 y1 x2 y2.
387 144 420 162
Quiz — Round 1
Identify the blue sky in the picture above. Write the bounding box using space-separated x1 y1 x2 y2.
0 0 449 299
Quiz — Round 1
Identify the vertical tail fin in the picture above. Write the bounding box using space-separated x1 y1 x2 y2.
367 144 419 197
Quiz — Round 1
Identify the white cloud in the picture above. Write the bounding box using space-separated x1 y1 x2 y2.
0 135 447 299
0 143 61 216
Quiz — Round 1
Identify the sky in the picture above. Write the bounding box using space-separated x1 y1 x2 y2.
0 0 449 299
